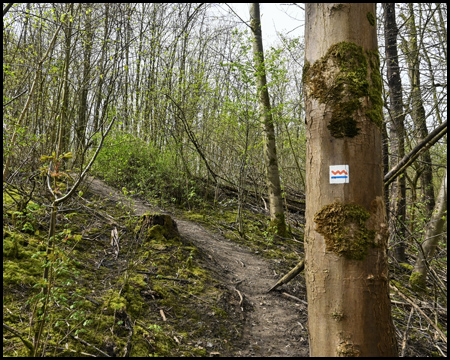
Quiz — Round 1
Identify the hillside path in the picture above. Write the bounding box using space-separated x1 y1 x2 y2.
84 175 309 357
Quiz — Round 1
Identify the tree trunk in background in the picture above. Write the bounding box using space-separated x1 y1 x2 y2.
303 4 397 356
383 3 407 262
75 4 93 168
3 24 62 181
403 3 435 216
92 4 109 133
410 167 447 290
57 3 74 161
250 3 287 236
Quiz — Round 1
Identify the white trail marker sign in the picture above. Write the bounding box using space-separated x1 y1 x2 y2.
329 165 349 184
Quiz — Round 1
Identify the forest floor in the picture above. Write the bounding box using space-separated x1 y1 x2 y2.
86 175 309 356
4 173 445 357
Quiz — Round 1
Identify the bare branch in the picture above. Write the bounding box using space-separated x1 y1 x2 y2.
384 120 447 186
54 117 116 205
3 3 14 17
224 3 252 30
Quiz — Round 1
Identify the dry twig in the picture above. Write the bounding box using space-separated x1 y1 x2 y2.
70 334 111 357
390 283 447 344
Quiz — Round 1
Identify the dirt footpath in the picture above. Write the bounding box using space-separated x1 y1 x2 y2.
84 175 309 356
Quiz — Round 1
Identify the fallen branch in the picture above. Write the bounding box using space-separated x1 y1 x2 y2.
55 347 96 357
267 260 304 292
3 323 34 356
281 292 308 305
390 283 447 344
160 309 167 322
236 259 245 267
400 307 414 357
110 227 119 259
135 271 191 283
85 296 101 306
234 288 244 311
70 334 111 357
78 196 119 226
123 312 133 357
167 284 212 304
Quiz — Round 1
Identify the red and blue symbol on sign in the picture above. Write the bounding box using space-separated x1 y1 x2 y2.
331 170 348 179
330 165 349 184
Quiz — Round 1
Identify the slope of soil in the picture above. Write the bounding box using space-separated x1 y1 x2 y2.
85 175 309 356
5 173 445 357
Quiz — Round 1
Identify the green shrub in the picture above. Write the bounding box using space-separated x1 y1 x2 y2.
92 132 200 207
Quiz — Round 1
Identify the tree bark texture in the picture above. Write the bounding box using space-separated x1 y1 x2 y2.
75 5 93 167
304 4 398 356
383 3 407 262
410 167 447 288
404 3 435 216
250 3 286 234
57 3 74 160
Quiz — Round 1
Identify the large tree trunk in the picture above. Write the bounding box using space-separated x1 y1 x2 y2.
250 3 287 236
303 4 397 356
383 3 407 262
410 167 447 290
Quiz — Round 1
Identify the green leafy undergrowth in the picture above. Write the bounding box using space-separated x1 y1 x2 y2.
91 132 208 209
3 187 243 357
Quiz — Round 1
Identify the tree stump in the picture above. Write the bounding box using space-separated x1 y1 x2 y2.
136 213 180 242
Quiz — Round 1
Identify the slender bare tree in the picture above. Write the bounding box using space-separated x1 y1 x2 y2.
410 167 447 289
383 3 407 262
250 3 287 236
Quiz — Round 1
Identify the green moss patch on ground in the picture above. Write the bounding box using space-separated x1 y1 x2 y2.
3 186 243 357
4 175 446 357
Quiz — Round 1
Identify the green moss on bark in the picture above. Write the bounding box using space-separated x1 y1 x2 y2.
302 61 311 85
314 201 376 260
367 11 376 26
268 212 289 238
135 213 180 242
336 341 360 357
409 272 427 292
303 41 383 138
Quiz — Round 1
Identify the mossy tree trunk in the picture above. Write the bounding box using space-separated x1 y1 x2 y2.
303 4 397 356
250 3 287 237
